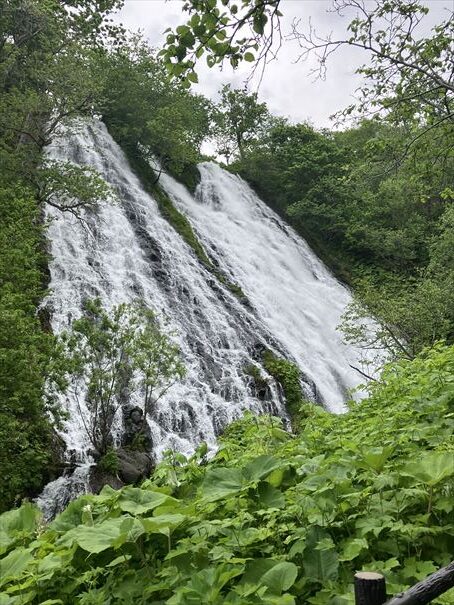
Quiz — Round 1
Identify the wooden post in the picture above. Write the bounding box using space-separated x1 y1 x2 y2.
354 571 387 605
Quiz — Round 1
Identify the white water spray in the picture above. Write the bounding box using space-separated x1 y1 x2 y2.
37 120 367 514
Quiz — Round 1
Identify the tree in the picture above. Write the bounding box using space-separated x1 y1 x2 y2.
130 306 185 431
0 0 125 211
160 0 284 85
61 300 185 456
99 35 212 181
36 160 117 219
214 84 270 162
164 1 453 137
291 0 454 127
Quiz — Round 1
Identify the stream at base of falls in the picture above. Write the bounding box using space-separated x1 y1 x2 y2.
37 120 369 517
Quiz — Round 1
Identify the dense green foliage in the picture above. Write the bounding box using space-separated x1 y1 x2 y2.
98 36 211 188
0 187 59 511
229 110 454 358
1 344 454 603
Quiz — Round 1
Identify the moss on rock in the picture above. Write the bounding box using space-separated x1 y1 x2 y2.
262 350 309 431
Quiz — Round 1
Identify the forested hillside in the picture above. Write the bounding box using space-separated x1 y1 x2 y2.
1 0 453 602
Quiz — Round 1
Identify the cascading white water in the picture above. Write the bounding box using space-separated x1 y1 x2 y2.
160 164 367 407
37 119 368 515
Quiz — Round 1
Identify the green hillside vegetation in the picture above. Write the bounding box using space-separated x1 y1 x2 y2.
1 344 454 603
0 187 61 512
1 2 454 602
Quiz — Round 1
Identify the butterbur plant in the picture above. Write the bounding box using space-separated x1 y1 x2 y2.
1 344 454 604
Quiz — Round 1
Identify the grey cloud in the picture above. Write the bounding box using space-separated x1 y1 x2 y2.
114 0 451 127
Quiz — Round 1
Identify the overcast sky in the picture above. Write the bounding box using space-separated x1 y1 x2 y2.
113 0 452 128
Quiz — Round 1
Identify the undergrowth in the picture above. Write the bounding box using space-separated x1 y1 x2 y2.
1 344 454 604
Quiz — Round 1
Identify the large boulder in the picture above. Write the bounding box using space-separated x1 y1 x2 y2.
88 464 124 494
121 405 153 451
88 447 154 494
117 448 154 484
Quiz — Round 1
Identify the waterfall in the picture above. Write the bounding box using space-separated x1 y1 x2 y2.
37 120 368 514
161 163 365 407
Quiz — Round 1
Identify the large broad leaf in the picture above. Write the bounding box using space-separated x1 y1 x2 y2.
117 487 176 515
303 526 338 583
0 504 40 555
243 456 284 483
0 548 33 587
359 446 394 473
239 559 297 596
240 558 280 586
202 467 244 501
261 561 298 595
403 452 454 486
50 496 93 533
0 503 39 536
65 517 126 554
258 482 285 509
141 514 186 536
339 538 368 562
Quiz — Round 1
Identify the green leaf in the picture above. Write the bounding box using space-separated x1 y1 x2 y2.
403 452 454 486
117 487 176 515
141 514 186 536
303 527 338 583
202 467 244 501
339 538 368 561
0 548 32 587
244 52 255 62
359 446 394 472
261 561 298 594
243 455 284 483
241 559 280 586
0 504 40 555
258 482 285 509
67 517 125 553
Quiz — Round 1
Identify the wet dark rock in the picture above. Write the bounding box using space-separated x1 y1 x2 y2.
256 384 272 401
88 464 124 493
154 268 168 281
38 305 53 334
121 405 153 450
88 447 154 494
251 342 267 361
117 448 154 484
41 429 68 488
